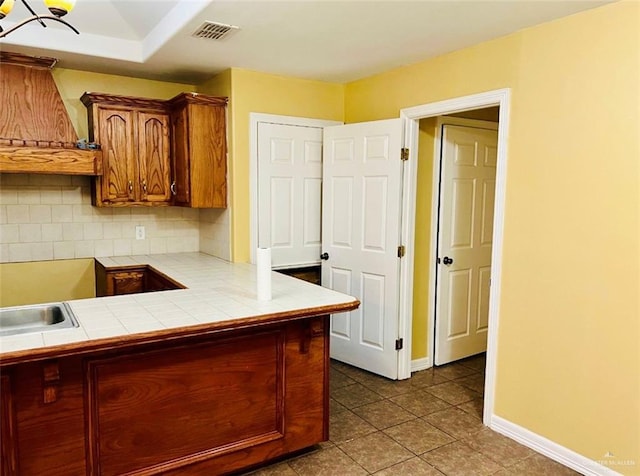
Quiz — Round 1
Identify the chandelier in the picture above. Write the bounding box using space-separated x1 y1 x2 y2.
0 0 78 39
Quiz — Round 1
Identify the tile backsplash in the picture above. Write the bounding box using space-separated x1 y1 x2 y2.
0 174 203 263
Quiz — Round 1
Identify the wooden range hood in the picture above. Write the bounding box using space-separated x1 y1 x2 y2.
0 52 102 175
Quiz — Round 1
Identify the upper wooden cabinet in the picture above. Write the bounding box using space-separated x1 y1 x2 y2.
81 92 228 209
168 93 228 208
81 93 172 207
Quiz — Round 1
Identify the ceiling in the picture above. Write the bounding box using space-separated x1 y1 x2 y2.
0 0 611 85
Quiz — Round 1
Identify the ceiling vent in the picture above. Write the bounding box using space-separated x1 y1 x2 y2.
192 21 239 41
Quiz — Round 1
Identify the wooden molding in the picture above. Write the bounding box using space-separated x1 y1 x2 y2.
0 51 57 69
167 92 229 108
80 92 168 111
0 147 103 175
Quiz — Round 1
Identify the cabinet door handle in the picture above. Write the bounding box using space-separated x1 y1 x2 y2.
128 180 133 193
141 179 147 194
170 181 176 195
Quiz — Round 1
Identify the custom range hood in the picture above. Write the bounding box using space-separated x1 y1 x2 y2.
0 52 102 175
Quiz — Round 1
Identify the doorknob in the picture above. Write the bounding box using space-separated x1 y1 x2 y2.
442 256 453 265
320 252 329 260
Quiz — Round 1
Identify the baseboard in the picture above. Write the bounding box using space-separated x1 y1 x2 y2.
411 357 431 372
490 415 623 476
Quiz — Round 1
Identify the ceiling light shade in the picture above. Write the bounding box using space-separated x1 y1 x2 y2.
0 0 79 38
0 0 15 19
43 0 74 17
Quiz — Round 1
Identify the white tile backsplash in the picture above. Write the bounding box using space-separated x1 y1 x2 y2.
51 204 74 222
6 204 29 223
41 223 63 242
0 175 206 263
0 174 231 263
30 204 52 223
53 241 75 259
19 224 42 242
18 189 41 204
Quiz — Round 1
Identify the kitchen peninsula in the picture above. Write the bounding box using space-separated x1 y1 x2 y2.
0 253 359 475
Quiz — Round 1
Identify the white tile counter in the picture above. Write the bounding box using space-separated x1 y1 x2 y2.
0 253 359 360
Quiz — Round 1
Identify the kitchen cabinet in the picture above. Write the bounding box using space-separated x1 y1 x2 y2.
95 262 184 297
168 93 228 208
81 93 172 207
0 316 329 475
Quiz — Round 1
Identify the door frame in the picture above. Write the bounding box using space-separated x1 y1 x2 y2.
399 88 511 426
249 113 342 264
433 117 499 365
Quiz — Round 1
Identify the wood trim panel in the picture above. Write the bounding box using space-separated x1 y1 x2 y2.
1 374 18 476
0 146 102 175
85 330 286 475
12 358 87 475
166 92 228 108
1 317 331 475
0 62 77 143
0 52 57 69
0 302 358 366
81 92 168 111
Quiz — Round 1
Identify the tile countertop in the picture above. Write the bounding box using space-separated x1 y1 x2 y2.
0 253 359 361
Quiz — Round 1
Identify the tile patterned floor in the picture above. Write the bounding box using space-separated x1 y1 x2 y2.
243 354 579 475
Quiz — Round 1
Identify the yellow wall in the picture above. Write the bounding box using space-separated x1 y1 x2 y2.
411 117 437 360
345 1 639 472
223 68 344 262
52 69 194 139
0 259 95 307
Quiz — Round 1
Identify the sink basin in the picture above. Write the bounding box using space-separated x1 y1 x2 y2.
0 302 79 337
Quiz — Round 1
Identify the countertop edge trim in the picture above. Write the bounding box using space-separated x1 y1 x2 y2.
0 300 359 366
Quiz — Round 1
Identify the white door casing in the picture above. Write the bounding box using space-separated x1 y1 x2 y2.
322 119 403 379
435 124 498 365
257 122 323 268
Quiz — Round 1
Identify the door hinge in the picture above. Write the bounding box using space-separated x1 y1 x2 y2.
397 245 405 258
400 147 409 161
395 338 404 351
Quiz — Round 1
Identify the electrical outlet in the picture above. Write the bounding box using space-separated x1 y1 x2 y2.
135 225 145 240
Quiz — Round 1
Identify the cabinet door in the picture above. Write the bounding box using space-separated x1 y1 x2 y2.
97 107 136 204
171 107 191 205
110 270 145 295
137 111 171 204
190 103 227 208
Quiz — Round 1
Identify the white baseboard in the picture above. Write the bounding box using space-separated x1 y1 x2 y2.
411 357 431 372
490 415 623 476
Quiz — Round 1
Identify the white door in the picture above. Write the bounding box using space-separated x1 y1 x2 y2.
322 119 404 379
258 122 323 268
435 124 498 365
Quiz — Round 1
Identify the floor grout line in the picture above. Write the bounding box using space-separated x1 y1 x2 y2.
245 354 578 476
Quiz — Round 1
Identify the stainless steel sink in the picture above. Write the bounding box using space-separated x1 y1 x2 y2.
0 302 79 337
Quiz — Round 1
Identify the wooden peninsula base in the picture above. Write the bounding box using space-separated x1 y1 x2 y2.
1 315 330 475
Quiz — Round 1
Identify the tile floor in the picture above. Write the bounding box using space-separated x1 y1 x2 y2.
243 354 579 476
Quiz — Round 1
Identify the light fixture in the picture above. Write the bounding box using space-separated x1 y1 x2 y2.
0 0 78 39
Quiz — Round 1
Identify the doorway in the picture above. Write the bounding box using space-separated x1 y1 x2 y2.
400 88 511 425
433 116 499 365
